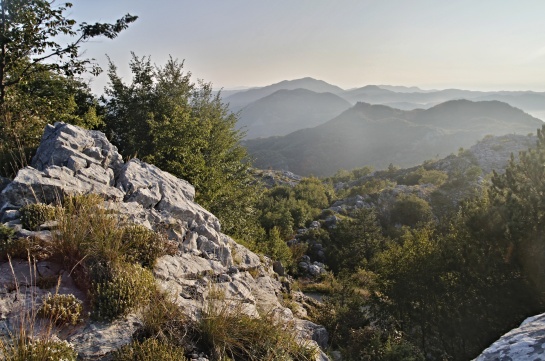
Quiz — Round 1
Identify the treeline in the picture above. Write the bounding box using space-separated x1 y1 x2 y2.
299 139 543 360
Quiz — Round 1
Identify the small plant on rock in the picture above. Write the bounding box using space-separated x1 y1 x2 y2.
0 338 78 361
136 290 189 347
121 224 170 268
0 223 16 258
38 293 83 326
20 203 57 231
91 261 155 321
198 293 317 361
112 338 187 361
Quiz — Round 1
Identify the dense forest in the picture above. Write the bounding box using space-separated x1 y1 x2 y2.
1 1 545 361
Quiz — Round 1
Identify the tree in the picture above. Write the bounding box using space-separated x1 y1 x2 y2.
490 124 545 294
0 0 136 175
328 208 385 273
104 55 263 242
0 0 137 102
389 194 433 228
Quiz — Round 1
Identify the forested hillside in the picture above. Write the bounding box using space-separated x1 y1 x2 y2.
251 132 545 360
245 100 542 176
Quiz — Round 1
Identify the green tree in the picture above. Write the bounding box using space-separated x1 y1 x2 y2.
389 194 433 228
0 0 136 175
104 55 263 242
0 0 136 102
328 208 385 273
490 124 545 294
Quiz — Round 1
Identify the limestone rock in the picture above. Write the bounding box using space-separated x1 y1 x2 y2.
0 123 329 360
474 313 545 361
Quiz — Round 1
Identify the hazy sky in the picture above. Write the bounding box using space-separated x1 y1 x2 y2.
68 0 545 94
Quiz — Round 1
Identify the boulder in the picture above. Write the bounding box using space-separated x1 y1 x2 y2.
474 313 545 361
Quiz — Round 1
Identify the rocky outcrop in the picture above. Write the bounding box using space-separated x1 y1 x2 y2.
0 122 328 360
474 313 545 361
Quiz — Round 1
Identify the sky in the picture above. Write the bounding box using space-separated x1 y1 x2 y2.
67 0 545 94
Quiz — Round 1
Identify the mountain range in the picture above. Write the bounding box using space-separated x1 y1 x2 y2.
223 77 545 140
243 99 543 176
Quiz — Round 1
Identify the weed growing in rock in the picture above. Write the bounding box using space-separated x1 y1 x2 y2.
19 203 57 231
53 194 125 271
0 338 78 361
121 224 170 269
0 259 78 361
198 292 317 361
136 290 190 347
0 224 16 258
38 293 83 326
112 338 187 361
91 261 155 321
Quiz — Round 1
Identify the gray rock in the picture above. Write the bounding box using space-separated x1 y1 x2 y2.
309 221 321 229
296 319 329 349
0 177 10 193
325 215 338 228
299 261 310 272
31 122 123 174
308 264 321 277
0 209 19 223
474 312 545 361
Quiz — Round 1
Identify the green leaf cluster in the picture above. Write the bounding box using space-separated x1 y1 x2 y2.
103 54 261 242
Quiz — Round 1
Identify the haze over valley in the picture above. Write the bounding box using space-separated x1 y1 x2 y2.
221 77 544 175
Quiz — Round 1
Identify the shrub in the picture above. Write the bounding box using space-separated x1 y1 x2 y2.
112 338 187 361
0 236 48 260
91 261 155 321
20 203 57 231
136 291 189 347
0 338 77 361
53 194 124 277
122 224 169 268
198 295 317 361
0 224 16 258
38 293 83 326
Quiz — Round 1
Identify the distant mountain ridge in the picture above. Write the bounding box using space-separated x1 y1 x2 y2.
244 100 542 176
224 77 544 140
236 88 351 139
225 77 344 111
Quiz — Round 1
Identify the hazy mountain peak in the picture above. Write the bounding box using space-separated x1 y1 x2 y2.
245 100 542 176
225 77 344 110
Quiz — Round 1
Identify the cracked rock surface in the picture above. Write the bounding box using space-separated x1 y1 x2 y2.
475 313 545 361
0 122 329 360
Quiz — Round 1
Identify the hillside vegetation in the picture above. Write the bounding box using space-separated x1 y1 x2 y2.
252 131 545 360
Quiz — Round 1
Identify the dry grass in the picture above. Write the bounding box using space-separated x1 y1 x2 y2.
197 290 317 361
0 258 78 361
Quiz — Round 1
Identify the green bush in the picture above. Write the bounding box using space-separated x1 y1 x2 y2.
389 194 433 228
20 203 57 231
122 224 169 268
38 293 83 326
0 224 15 258
0 338 77 361
112 338 187 361
91 261 155 320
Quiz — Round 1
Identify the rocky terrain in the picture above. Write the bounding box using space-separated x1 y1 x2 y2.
0 123 328 360
474 312 545 361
